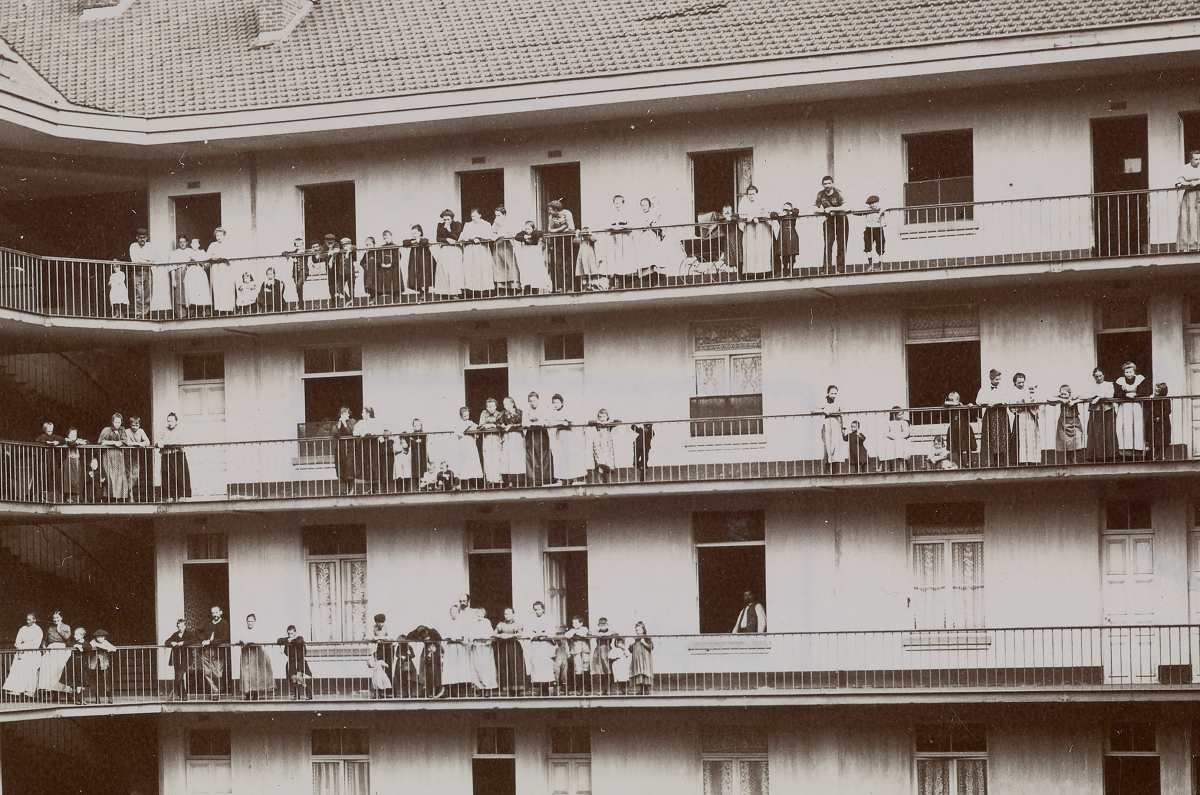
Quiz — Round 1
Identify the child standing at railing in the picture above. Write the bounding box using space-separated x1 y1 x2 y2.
928 435 957 469
862 195 885 267
844 420 870 473
235 272 259 314
109 262 129 318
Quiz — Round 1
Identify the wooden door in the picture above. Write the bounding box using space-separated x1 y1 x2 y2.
549 759 592 795
1103 534 1157 683
178 380 226 497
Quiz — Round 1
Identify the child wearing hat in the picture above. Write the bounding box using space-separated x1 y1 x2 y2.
88 629 117 704
862 194 885 267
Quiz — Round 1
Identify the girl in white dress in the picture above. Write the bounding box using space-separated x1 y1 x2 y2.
1008 373 1041 465
206 228 236 314
737 185 776 275
2 614 44 699
183 239 213 314
108 263 129 317
459 209 496 293
879 407 911 470
514 222 553 293
819 385 847 471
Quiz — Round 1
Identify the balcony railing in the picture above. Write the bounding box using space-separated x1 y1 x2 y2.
2 625 1198 712
1 187 1198 322
0 396 1192 506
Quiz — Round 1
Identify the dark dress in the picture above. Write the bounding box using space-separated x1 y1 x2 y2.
1086 398 1119 463
34 432 65 500
363 248 400 303
943 402 976 467
978 389 1011 467
844 430 870 472
404 238 435 294
332 419 358 492
278 635 313 698
256 279 286 312
1145 395 1172 460
774 209 801 268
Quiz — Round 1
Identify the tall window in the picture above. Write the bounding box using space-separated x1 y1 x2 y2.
545 520 588 632
465 337 509 422
186 729 232 795
691 320 762 437
549 726 592 795
311 728 369 795
306 525 368 643
909 503 984 630
903 130 974 224
541 331 585 419
1105 722 1158 795
1103 500 1154 625
1095 296 1152 387
469 522 513 628
695 511 766 634
474 727 516 795
906 306 980 423
914 723 986 795
302 346 363 428
701 726 768 795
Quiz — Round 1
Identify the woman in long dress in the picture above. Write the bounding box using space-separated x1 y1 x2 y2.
490 207 521 291
629 621 654 695
1146 382 1172 460
603 195 638 287
977 369 1011 467
493 608 525 695
37 611 72 698
498 397 525 487
3 614 44 699
236 614 274 700
1114 361 1149 459
737 185 775 276
633 198 665 275
549 395 588 484
526 601 557 695
1085 368 1119 462
150 251 174 317
159 412 192 500
878 407 910 471
1177 150 1200 251
478 398 504 487
206 229 236 314
440 606 473 696
469 608 499 693
942 392 977 468
524 392 554 486
460 209 496 294
97 413 131 501
775 202 801 271
167 236 192 317
404 227 435 298
514 223 552 293
183 239 212 314
432 211 465 298
451 407 485 488
1048 385 1086 458
1008 373 1040 465
818 385 847 472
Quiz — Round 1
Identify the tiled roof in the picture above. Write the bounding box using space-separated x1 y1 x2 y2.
0 0 1196 117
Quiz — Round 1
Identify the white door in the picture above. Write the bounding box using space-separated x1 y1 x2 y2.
550 759 592 795
178 381 227 498
1187 331 1200 454
1102 534 1157 683
542 363 585 417
1188 532 1200 682
186 760 232 795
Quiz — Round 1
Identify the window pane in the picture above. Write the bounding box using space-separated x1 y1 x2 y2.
477 727 497 755
913 542 946 630
189 729 231 757
310 561 336 642
181 355 207 382
703 761 733 795
731 355 761 394
544 335 564 361
916 758 951 795
342 559 369 641
739 760 768 795
563 333 584 360
1100 298 1149 330
957 759 986 795
334 347 362 372
496 727 515 755
344 761 369 795
305 349 335 374
341 729 370 756
571 727 591 755
313 761 340 795
951 541 984 629
695 358 727 396
550 726 572 755
915 725 953 753
907 130 973 182
951 724 987 753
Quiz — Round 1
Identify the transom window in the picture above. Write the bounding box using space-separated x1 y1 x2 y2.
187 532 228 561
181 353 225 382
702 726 768 795
469 338 509 366
549 726 592 795
305 525 368 644
475 727 516 795
1107 499 1152 530
186 729 232 795
909 503 985 630
304 347 362 374
914 723 986 795
544 333 584 362
547 520 588 549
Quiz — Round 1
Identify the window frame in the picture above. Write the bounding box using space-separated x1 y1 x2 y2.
543 332 585 364
186 729 233 795
912 724 988 795
902 129 975 226
180 353 226 383
700 726 769 795
908 505 985 632
311 728 370 795
690 320 763 438
694 511 767 635
305 527 368 646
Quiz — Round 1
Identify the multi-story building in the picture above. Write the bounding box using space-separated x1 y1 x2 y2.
3 0 1200 793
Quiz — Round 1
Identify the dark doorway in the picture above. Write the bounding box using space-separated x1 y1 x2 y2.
691 149 753 220
534 163 582 230
468 553 513 628
0 190 148 260
459 170 505 225
546 550 589 631
1103 756 1159 795
1097 332 1153 387
1092 116 1149 257
303 375 364 423
697 544 765 634
302 182 356 247
172 193 222 250
473 759 516 795
182 562 229 636
906 340 982 422
465 368 509 423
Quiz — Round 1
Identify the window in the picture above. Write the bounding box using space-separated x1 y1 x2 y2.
908 503 984 630
181 353 225 382
690 149 754 221
546 520 588 631
906 306 981 423
695 511 766 634
1103 500 1155 626
305 525 368 643
549 727 592 795
466 338 510 422
300 182 356 253
172 193 223 250
311 729 369 795
186 729 232 795
1105 722 1159 795
469 338 509 366
1096 296 1152 388
187 533 228 561
914 723 987 795
544 333 585 362
1181 112 1200 168
474 727 516 795
469 522 513 629
691 321 762 437
701 726 768 795
903 130 973 224
459 169 505 225
301 346 363 438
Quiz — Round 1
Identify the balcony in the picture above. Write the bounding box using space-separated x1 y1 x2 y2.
0 397 1193 510
1 188 1198 328
2 625 1198 717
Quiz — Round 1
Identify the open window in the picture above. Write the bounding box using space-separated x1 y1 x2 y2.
690 149 753 221
1096 296 1152 386
459 169 505 225
301 182 356 248
545 520 588 632
468 522 513 627
903 131 973 224
172 193 222 249
906 306 980 424
691 320 762 437
465 337 509 423
300 347 363 462
535 163 582 229
695 510 766 634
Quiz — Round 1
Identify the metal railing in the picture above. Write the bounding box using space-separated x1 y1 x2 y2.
0 396 1193 505
2 187 1198 322
1 625 1198 710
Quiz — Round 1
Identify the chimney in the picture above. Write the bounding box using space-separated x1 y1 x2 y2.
80 0 135 20
254 0 314 47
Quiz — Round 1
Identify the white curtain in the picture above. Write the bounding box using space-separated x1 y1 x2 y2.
344 761 369 795
951 541 985 629
917 758 950 795
957 759 987 795
703 761 733 795
913 542 946 629
312 762 339 795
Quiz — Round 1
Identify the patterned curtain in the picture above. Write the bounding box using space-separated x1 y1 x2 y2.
739 760 768 795
735 152 754 201
309 561 335 643
957 759 987 795
312 762 339 795
731 355 762 395
703 760 733 795
912 542 946 629
342 559 369 641
951 541 985 629
696 358 727 397
344 761 369 795
917 759 950 795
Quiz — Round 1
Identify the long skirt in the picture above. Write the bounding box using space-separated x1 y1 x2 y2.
551 428 588 481
528 640 557 683
603 230 638 275
63 454 85 500
453 435 484 481
37 644 72 693
481 432 503 484
630 644 653 687
525 427 553 485
741 220 774 274
239 645 274 696
821 417 846 463
1056 405 1085 451
1012 407 1040 464
492 240 521 285
500 430 525 476
162 448 192 499
634 228 665 272
441 641 473 685
575 241 601 277
980 407 1011 465
496 639 525 692
184 264 212 307
408 248 436 293
1179 189 1200 251
432 245 465 296
3 651 42 697
150 265 173 312
1086 405 1119 462
470 641 498 690
102 448 130 500
1116 401 1145 453
461 243 494 292
515 243 553 291
208 261 236 312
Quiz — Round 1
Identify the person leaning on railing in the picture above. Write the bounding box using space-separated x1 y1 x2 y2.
1176 149 1200 252
277 625 312 700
